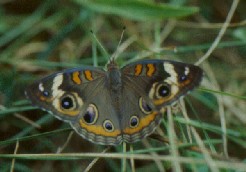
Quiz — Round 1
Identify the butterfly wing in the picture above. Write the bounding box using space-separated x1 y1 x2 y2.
120 59 203 142
25 66 106 122
26 66 123 145
71 82 123 145
26 59 203 145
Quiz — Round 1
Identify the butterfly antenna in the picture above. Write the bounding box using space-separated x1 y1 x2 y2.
90 30 110 61
110 26 126 62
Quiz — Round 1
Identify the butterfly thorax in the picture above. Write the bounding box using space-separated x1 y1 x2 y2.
107 61 122 92
106 61 122 116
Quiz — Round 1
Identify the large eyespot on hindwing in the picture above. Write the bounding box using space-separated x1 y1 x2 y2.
129 115 139 128
139 97 152 114
103 120 115 132
82 104 98 125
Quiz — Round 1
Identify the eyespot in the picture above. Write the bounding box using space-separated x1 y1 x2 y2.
43 91 49 97
156 83 170 98
139 97 152 114
179 66 190 82
60 95 75 110
103 120 114 132
83 104 98 124
130 116 139 128
179 75 187 82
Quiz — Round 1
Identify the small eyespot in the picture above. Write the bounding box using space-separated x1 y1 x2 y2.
43 91 49 97
130 116 139 128
139 97 152 114
103 120 114 132
179 75 187 82
83 104 98 124
156 84 170 98
61 96 75 110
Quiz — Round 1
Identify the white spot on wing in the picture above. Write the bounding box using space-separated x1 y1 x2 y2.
39 83 44 92
52 74 65 109
163 63 178 95
163 63 177 83
184 67 189 76
52 74 64 97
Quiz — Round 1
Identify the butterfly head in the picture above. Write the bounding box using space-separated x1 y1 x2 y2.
107 58 119 71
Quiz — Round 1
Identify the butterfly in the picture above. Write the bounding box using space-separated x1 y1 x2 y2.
25 59 203 145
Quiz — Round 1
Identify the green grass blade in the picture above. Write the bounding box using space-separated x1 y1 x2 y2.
75 0 199 21
0 128 71 146
0 0 56 47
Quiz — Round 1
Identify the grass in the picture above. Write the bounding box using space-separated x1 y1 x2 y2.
0 0 246 171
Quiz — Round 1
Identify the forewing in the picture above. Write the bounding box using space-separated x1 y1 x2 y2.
120 59 203 142
121 59 203 109
25 66 106 122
